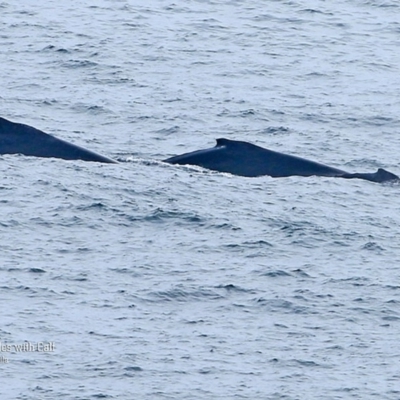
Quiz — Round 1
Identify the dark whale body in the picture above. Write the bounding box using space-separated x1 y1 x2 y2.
164 138 399 183
0 117 116 163
0 117 397 183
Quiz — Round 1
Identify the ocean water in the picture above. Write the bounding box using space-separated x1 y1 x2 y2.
1 1 400 399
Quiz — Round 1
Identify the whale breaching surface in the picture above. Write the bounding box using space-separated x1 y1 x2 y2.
0 117 398 183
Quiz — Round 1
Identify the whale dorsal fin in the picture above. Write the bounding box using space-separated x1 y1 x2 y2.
341 168 399 183
216 138 233 147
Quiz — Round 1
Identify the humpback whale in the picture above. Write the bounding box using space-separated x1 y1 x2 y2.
1 117 398 183
164 138 399 183
0 117 117 163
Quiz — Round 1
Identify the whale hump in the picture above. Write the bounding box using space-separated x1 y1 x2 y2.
0 117 117 164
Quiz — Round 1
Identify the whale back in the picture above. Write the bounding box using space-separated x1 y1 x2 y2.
165 138 348 178
0 117 117 164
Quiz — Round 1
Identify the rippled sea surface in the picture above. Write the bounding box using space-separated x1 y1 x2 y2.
2 1 400 399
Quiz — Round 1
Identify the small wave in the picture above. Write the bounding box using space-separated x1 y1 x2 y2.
262 126 290 135
255 297 312 314
61 60 98 69
261 270 292 278
215 284 257 294
148 285 224 303
361 241 384 251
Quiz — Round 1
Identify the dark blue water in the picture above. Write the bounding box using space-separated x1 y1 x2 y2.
1 1 400 399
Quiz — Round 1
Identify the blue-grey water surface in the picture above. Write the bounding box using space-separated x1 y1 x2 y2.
1 1 400 399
